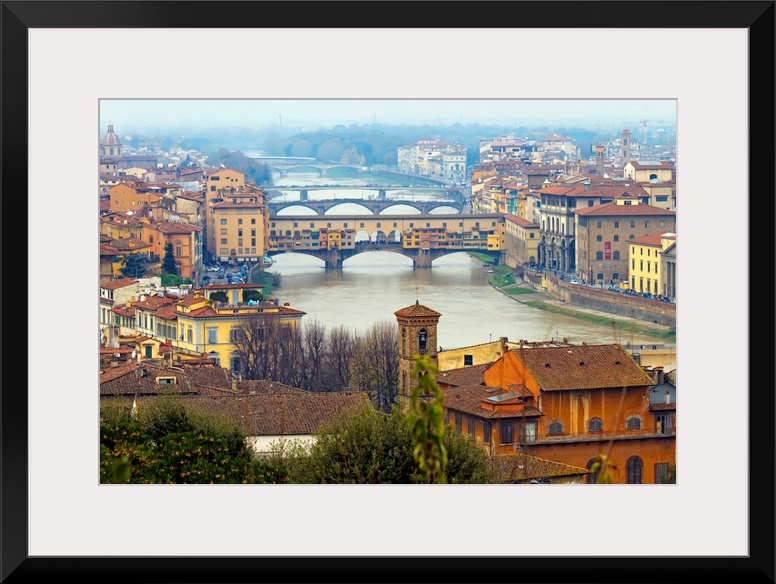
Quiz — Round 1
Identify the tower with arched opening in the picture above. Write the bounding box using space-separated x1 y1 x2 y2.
394 300 441 399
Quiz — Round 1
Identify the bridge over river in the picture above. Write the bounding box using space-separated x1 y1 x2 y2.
267 213 504 269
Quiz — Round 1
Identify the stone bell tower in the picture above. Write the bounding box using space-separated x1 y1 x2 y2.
394 300 441 400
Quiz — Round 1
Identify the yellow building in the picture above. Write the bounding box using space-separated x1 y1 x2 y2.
151 286 306 373
628 232 676 295
503 213 540 268
108 182 164 213
208 188 269 263
623 160 674 182
205 167 246 206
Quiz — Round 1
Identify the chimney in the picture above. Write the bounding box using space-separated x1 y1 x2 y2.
665 390 670 404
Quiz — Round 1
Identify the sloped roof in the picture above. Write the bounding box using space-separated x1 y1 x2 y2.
574 202 676 217
394 300 442 318
489 453 590 483
511 344 654 391
148 391 374 436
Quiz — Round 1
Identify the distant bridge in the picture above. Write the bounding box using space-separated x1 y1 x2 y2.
269 197 464 216
247 156 364 178
267 213 505 269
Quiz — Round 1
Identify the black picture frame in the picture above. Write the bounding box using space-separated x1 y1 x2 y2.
3 2 773 582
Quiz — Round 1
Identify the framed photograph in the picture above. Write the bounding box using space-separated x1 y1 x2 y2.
4 1 772 582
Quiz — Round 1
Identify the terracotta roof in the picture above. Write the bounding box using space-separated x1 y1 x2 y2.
489 453 590 483
101 277 138 291
133 295 179 311
394 300 442 318
155 221 202 234
138 391 374 436
628 161 672 169
510 344 654 391
649 402 676 412
574 202 676 217
503 214 538 228
438 363 492 386
630 233 664 246
443 384 541 419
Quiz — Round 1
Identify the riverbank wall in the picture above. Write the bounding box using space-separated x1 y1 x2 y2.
522 270 676 329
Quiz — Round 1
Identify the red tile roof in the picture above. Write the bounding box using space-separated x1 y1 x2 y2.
394 301 442 318
101 278 138 291
630 233 664 246
489 453 590 483
510 344 654 391
574 202 676 217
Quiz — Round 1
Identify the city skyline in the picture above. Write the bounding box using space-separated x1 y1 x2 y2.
99 98 677 133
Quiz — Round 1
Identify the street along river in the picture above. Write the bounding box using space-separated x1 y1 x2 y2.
264 169 671 351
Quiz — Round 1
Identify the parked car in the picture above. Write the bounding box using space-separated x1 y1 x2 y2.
570 278 578 284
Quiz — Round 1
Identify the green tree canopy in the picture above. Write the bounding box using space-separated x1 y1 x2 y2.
161 241 178 275
279 403 489 484
100 398 286 484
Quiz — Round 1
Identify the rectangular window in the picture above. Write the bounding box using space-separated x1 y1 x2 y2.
614 221 619 228
251 218 256 224
238 219 243 225
656 414 672 435
229 328 244 343
455 412 462 434
464 354 473 366
597 221 602 228
500 422 514 444
483 421 491 444
468 416 476 438
522 421 537 444
654 463 669 483
220 228 227 235
251 238 256 246
220 219 227 225
221 238 227 245
219 248 228 255
645 221 649 227
207 328 217 343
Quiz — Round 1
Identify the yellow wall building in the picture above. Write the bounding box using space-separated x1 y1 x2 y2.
628 232 675 295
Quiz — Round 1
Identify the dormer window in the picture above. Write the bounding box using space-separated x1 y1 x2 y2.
156 376 176 385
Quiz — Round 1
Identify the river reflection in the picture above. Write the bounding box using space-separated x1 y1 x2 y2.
269 252 662 350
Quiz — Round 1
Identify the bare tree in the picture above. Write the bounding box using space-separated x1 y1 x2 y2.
326 324 355 391
349 320 399 411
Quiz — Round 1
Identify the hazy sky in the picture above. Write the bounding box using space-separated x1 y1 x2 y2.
100 99 676 132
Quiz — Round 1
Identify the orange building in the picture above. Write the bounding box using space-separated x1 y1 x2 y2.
438 342 675 484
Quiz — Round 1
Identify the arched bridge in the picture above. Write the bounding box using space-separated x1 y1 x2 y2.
267 213 505 269
247 156 364 178
269 198 464 216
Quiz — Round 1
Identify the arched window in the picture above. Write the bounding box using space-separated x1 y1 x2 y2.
401 328 407 353
418 328 428 355
588 417 603 432
596 251 603 260
613 251 620 260
612 273 620 280
626 415 641 430
230 353 242 375
596 235 602 242
596 273 604 281
586 458 598 484
613 235 619 242
626 456 643 484
548 420 563 435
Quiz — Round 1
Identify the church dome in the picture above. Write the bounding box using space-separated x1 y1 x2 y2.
100 122 121 146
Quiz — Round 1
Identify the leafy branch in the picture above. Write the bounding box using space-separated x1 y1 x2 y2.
405 354 447 484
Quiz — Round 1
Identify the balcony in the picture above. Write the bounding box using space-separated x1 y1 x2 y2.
534 427 675 445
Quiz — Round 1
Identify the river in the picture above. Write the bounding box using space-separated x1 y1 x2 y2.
264 171 663 350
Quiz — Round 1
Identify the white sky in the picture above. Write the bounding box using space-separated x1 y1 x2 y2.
99 98 677 132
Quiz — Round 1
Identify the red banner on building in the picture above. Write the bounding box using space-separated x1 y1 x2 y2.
604 241 611 260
